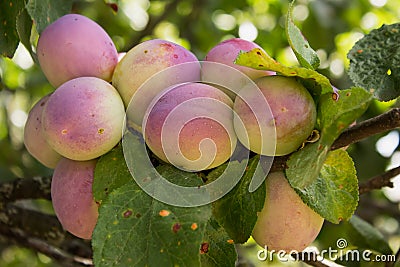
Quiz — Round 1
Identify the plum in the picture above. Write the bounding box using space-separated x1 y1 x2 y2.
204 38 272 80
42 77 125 161
24 94 62 168
37 14 118 87
143 82 237 171
252 171 324 252
112 39 200 110
51 158 99 239
233 76 316 156
202 38 274 100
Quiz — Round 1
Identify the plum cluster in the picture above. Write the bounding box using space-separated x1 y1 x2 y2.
24 13 322 250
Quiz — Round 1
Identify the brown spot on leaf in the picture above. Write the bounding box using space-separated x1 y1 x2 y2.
136 213 141 218
172 223 181 233
357 49 363 54
123 209 133 218
200 242 209 254
106 3 118 12
332 92 339 101
227 239 234 244
159 210 170 217
191 223 198 230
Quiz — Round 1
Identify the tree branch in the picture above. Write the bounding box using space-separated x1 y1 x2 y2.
359 166 400 194
0 176 51 203
331 108 400 150
0 202 92 265
270 108 400 172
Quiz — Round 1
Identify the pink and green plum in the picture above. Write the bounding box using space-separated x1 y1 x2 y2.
203 38 273 80
252 171 324 252
51 158 99 239
37 14 118 87
112 39 200 129
24 94 62 168
202 38 274 99
143 82 236 171
233 76 316 156
42 77 125 161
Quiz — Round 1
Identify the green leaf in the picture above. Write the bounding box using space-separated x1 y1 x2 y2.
295 149 359 224
348 23 400 101
286 87 372 189
93 144 132 203
0 0 26 58
317 87 373 144
92 180 212 267
347 215 392 255
234 48 331 96
200 219 237 267
26 0 72 34
16 6 35 62
286 1 320 69
211 156 266 244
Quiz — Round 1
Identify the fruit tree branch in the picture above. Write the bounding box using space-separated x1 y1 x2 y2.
359 165 400 194
271 108 400 172
0 202 92 266
0 176 52 203
331 107 400 150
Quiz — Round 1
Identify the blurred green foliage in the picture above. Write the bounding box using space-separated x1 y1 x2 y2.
0 0 399 266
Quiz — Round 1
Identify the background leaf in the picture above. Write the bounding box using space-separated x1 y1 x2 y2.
16 6 35 62
347 215 392 255
286 1 320 69
0 0 26 58
234 48 331 96
26 0 72 34
348 23 400 101
295 149 359 223
286 87 372 189
210 156 266 244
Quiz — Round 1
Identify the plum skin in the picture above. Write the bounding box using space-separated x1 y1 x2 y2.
112 39 200 108
143 82 237 171
252 171 324 252
24 94 62 168
37 14 118 87
51 158 99 239
204 38 273 80
233 76 316 156
42 77 125 161
202 38 274 100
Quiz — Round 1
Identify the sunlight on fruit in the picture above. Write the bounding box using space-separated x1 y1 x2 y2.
375 131 399 158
